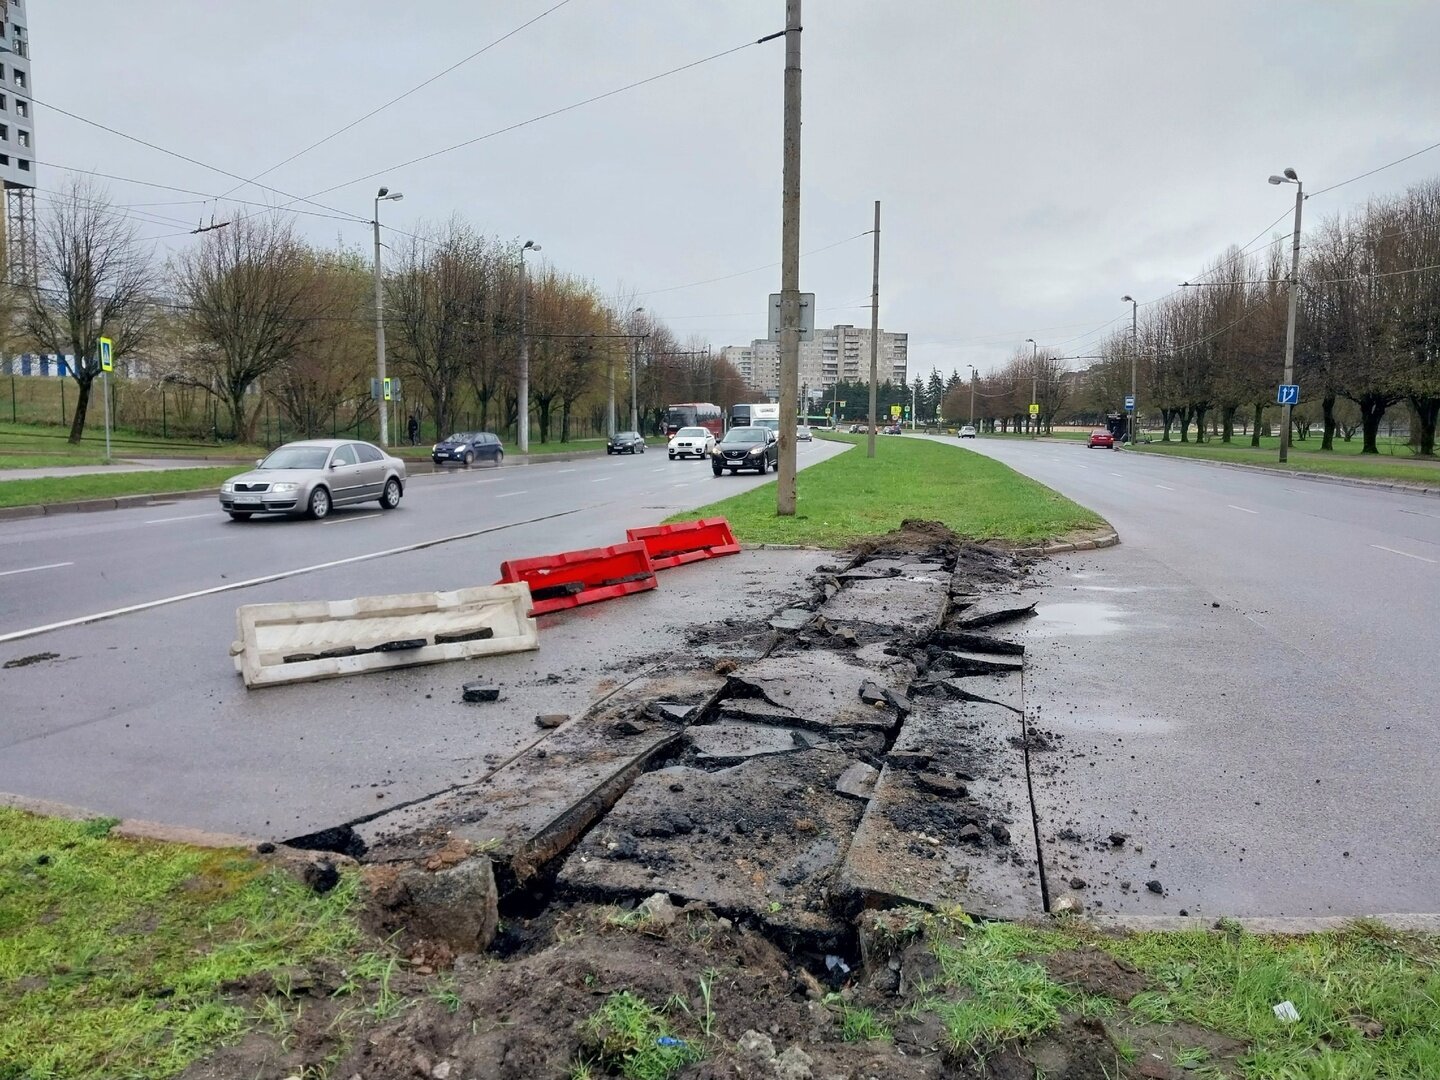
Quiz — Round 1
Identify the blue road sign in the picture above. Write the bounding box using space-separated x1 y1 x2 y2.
1124 395 1135 409
1277 384 1300 406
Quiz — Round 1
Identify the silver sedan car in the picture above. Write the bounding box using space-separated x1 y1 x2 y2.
219 439 407 521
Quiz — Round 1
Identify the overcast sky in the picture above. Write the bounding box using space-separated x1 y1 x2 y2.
30 1 1440 380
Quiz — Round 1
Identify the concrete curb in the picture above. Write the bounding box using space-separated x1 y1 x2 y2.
1081 911 1440 935
0 791 261 850
1016 530 1121 558
0 449 613 522
1127 448 1440 499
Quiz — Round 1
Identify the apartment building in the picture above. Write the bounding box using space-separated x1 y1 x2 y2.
725 324 909 398
0 0 34 188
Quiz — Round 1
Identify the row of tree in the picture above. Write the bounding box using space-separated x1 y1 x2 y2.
950 176 1440 454
6 181 751 445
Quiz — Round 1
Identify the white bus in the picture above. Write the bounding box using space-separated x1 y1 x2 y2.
730 402 781 432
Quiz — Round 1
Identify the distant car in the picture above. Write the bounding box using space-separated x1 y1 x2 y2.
219 439 406 521
432 431 504 466
608 431 646 455
667 426 715 459
712 426 778 475
796 425 813 441
848 423 865 434
1088 429 1116 449
884 423 903 435
959 425 977 439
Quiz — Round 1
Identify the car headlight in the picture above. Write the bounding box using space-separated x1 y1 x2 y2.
747 446 765 455
432 443 442 452
270 482 299 493
221 481 234 493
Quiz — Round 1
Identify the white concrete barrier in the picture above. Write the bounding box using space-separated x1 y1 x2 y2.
231 583 538 689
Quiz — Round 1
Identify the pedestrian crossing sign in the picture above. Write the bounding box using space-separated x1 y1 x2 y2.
98 337 114 373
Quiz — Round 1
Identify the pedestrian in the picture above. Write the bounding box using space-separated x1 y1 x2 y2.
407 415 419 446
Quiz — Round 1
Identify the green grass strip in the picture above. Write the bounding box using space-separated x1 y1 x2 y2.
671 433 1105 548
0 808 374 1080
1133 439 1439 485
0 467 239 509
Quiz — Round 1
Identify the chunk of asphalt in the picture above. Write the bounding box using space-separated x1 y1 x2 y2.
282 824 367 860
725 653 905 734
645 701 695 724
462 683 501 703
529 580 586 602
835 761 880 801
433 626 496 645
914 772 968 798
930 650 1024 676
929 629 1025 656
535 713 569 729
373 638 428 652
769 608 814 632
689 721 809 767
859 681 887 706
949 596 1038 630
717 697 804 726
938 674 1023 713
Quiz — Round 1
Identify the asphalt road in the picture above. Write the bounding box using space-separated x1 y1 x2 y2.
0 440 843 837
955 436 1439 918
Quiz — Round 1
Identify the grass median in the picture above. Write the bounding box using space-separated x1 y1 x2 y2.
673 433 1105 547
0 466 238 509
0 809 383 1080
1132 437 1440 486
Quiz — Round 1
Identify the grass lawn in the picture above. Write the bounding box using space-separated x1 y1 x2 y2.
1133 437 1439 486
0 467 238 509
672 432 1105 548
0 809 383 1080
0 423 266 463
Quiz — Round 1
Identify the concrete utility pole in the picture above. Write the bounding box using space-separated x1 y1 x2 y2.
1121 295 1138 444
607 337 617 437
1026 337 1038 439
518 239 540 453
373 186 403 447
867 199 880 458
629 307 644 433
966 364 976 428
776 0 802 515
1269 168 1303 464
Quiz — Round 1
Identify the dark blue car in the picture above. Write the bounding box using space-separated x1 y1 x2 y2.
432 432 504 466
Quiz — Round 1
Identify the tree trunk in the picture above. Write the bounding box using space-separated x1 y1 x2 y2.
1220 404 1237 443
1321 392 1336 451
67 375 95 444
1411 394 1439 457
1161 408 1175 441
1251 403 1264 447
1177 406 1194 443
1358 397 1388 454
537 398 554 443
1192 405 1208 443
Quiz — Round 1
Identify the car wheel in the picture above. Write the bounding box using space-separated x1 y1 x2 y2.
307 486 331 520
379 477 402 510
639 444 645 453
228 511 252 521
669 452 676 460
606 448 613 455
463 450 474 465
495 450 504 464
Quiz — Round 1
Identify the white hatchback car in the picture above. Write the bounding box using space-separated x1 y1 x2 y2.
668 426 716 459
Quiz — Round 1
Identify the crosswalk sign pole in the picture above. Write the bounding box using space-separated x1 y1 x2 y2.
98 337 114 463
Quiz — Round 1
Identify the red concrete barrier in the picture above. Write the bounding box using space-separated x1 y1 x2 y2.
497 540 657 615
626 517 741 571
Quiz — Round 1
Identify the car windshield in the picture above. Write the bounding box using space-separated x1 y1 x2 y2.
677 427 707 437
724 428 767 444
259 446 330 470
443 433 474 443
615 431 638 440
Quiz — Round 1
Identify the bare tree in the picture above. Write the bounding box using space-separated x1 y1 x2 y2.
24 179 156 443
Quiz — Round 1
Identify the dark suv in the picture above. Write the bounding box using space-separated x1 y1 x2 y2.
711 426 778 475
607 431 646 454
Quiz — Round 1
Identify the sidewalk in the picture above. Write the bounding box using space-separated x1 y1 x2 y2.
0 457 246 481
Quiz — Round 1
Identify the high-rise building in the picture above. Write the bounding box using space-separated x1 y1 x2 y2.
725 323 908 399
1 0 36 284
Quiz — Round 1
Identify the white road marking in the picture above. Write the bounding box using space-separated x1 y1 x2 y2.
0 509 585 646
1227 504 1259 515
1398 508 1440 520
0 561 73 579
1075 464 1090 470
1155 484 1176 491
143 512 212 525
1108 472 1122 477
468 477 505 485
591 476 613 483
1371 544 1437 564
494 491 527 498
652 466 666 472
672 482 691 489
321 513 382 526
556 468 577 475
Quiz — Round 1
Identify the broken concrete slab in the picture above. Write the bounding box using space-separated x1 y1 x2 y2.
948 595 1038 630
362 856 499 955
817 575 951 638
926 649 1025 677
929 629 1025 655
358 667 725 889
722 651 912 734
936 673 1023 714
769 608 815 632
557 749 862 942
231 582 538 689
688 721 817 767
835 761 879 800
840 699 1041 920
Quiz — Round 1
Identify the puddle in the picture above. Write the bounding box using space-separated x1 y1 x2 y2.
1026 602 1124 636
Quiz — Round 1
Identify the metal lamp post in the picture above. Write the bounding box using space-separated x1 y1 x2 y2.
372 186 404 447
629 307 644 433
966 364 976 428
1025 337 1038 439
517 239 541 453
1121 295 1138 444
1268 168 1303 464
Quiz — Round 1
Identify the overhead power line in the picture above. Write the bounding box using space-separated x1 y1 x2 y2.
1309 139 1440 200
216 0 576 201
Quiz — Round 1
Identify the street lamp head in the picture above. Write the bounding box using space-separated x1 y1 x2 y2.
1025 337 1035 344
1268 175 1285 185
1121 294 1134 303
523 239 540 251
1284 167 1298 181
377 186 388 198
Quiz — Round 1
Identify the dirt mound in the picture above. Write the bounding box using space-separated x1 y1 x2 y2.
849 518 964 559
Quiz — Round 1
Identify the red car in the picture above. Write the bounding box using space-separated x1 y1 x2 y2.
1087 429 1115 449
